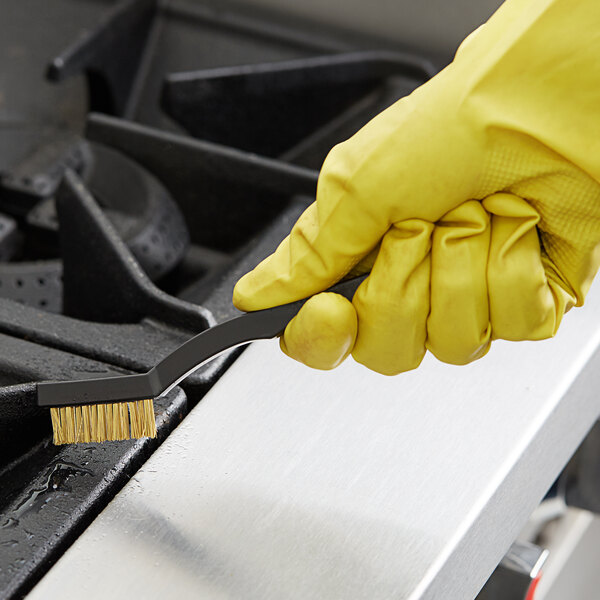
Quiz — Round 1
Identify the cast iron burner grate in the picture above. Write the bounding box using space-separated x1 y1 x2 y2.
0 0 436 598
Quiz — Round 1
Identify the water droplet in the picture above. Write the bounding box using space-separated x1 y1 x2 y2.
0 517 19 529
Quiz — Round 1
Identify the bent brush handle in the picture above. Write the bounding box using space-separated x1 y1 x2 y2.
37 274 368 408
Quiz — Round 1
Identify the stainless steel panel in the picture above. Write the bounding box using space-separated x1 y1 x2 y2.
29 280 600 600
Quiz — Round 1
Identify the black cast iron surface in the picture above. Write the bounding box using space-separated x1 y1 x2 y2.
0 0 435 597
0 387 186 600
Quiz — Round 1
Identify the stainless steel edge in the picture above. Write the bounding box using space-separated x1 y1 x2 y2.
28 280 600 600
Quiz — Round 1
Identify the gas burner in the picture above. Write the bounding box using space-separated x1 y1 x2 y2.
0 138 189 311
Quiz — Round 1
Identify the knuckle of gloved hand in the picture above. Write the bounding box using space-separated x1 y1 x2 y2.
427 335 491 367
282 293 357 370
352 299 427 376
352 341 426 376
489 287 557 341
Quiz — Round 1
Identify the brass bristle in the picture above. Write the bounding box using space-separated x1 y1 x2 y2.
64 407 76 443
50 399 157 445
50 407 62 444
129 398 157 438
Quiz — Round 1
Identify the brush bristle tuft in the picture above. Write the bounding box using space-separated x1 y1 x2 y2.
50 399 157 445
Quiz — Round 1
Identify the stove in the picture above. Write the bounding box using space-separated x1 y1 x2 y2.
0 1 436 597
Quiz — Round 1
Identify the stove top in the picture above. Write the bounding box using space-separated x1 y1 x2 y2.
0 1 435 597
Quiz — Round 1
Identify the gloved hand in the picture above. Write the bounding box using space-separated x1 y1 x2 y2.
233 0 600 375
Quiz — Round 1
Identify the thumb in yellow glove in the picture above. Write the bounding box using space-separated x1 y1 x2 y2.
234 0 600 375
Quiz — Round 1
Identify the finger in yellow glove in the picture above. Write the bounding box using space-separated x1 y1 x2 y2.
234 0 600 375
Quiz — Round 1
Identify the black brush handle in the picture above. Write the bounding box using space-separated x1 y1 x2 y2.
153 273 368 396
37 274 367 407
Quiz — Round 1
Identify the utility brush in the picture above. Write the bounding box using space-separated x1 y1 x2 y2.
37 274 366 445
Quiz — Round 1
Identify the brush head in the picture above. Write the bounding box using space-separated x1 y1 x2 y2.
49 399 157 445
37 372 156 408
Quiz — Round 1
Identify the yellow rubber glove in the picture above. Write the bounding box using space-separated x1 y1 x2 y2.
234 0 600 375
